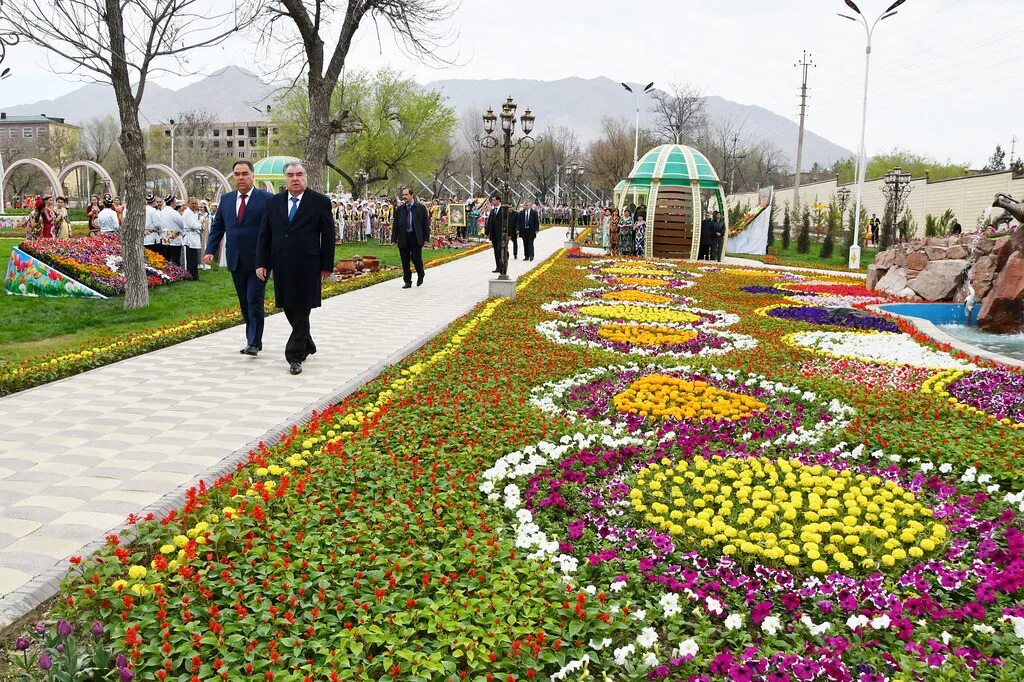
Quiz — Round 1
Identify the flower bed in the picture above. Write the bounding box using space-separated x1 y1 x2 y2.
16 253 1024 682
543 299 738 328
785 330 977 370
759 304 901 332
925 368 1024 428
535 320 758 359
17 235 188 296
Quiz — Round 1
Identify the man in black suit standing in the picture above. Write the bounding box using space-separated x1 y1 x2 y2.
519 201 540 261
485 193 513 275
255 161 336 375
392 187 430 288
204 160 274 356
712 210 726 261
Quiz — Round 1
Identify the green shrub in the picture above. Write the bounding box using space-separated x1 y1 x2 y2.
797 206 812 254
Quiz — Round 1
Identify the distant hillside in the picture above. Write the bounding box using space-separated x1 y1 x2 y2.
2 70 853 169
425 76 853 169
1 66 277 125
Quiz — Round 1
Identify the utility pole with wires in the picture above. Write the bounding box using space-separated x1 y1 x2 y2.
792 50 815 213
1011 136 1019 166
727 134 747 196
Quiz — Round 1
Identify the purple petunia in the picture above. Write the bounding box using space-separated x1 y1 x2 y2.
946 369 1024 424
766 305 901 332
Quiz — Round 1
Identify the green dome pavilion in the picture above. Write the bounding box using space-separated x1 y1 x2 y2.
253 155 300 192
614 144 727 261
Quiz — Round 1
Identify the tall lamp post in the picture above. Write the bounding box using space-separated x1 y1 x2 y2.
479 96 537 291
839 0 910 269
621 82 654 168
881 166 912 249
567 162 585 244
836 185 851 229
167 118 178 172
252 104 272 157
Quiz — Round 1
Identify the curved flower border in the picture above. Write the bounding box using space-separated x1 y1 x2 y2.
924 368 1024 429
535 319 759 359
784 330 977 371
542 299 740 329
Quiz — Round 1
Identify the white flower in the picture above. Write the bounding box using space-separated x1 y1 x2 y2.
920 462 934 473
552 655 590 681
871 614 892 630
637 627 659 649
973 624 995 635
801 615 831 636
706 596 724 615
761 615 782 635
788 330 976 370
660 592 682 618
630 608 647 621
609 579 627 593
724 613 743 631
643 652 659 667
590 638 612 651
847 614 869 630
613 644 635 665
1005 615 1024 639
676 638 699 658
939 463 953 474
941 631 951 645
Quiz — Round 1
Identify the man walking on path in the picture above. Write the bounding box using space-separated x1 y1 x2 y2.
256 161 336 376
392 187 430 288
519 201 539 261
204 159 273 356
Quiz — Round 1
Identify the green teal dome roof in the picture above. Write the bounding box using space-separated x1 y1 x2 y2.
614 180 627 191
253 155 300 177
626 144 721 189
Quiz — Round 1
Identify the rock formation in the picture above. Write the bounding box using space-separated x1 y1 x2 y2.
866 193 1024 333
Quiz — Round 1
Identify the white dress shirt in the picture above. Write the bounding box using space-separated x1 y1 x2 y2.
97 208 119 234
181 208 203 248
143 205 161 244
288 192 304 219
235 190 251 220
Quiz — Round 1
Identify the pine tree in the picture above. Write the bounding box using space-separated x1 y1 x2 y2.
767 201 776 248
819 202 837 260
782 203 791 250
797 206 812 254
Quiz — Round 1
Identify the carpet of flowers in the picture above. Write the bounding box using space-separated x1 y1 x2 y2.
16 253 1024 681
758 305 901 333
18 235 189 296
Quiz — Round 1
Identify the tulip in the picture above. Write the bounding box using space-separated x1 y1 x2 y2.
116 653 128 669
120 667 135 682
14 635 30 651
38 652 52 670
56 619 72 637
91 619 104 636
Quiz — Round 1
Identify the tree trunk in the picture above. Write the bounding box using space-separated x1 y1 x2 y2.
304 76 332 193
105 0 148 309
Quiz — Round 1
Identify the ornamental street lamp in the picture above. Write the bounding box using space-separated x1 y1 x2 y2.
354 169 369 201
479 96 537 283
839 0 911 269
881 166 912 248
836 185 852 217
567 162 585 243
167 118 179 172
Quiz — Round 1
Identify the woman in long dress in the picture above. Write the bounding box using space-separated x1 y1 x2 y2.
54 196 72 239
608 208 621 256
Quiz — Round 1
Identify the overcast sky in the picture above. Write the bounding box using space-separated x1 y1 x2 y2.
2 0 1022 166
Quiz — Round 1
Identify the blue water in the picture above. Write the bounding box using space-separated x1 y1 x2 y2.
879 303 1024 361
878 303 981 326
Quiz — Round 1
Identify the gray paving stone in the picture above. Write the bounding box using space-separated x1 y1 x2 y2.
3 506 69 523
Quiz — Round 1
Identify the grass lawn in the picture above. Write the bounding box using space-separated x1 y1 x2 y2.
728 237 878 273
0 239 466 364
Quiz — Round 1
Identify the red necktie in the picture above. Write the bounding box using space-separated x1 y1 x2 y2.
237 193 247 224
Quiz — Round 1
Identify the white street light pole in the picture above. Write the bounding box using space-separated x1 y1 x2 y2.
621 82 654 168
168 118 178 172
840 0 908 269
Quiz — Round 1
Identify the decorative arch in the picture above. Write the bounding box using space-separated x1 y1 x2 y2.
58 160 117 197
3 158 61 197
180 166 231 200
146 163 187 199
261 180 275 193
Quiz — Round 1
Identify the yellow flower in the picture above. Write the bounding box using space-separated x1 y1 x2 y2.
613 374 766 423
600 289 672 304
173 535 188 548
112 579 128 591
127 565 147 580
811 559 829 573
597 324 698 348
130 583 149 596
578 304 701 325
159 544 175 555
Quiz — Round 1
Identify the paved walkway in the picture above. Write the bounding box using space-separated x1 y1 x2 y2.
0 230 563 626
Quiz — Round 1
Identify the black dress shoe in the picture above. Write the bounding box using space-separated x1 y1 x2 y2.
241 345 259 356
402 282 412 289
307 346 317 356
416 275 424 286
289 362 302 375
492 269 500 273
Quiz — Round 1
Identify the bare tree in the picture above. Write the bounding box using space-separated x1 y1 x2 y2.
79 115 122 166
650 82 706 145
586 117 657 194
525 126 581 202
1 0 256 309
698 114 750 196
456 108 500 196
261 0 458 192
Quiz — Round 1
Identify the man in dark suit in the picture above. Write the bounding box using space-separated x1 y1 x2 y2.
392 187 430 288
519 201 540 261
204 159 273 356
485 194 513 275
255 161 336 376
712 210 726 261
698 214 714 260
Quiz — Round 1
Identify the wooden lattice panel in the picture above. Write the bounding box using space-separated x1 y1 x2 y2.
652 185 695 259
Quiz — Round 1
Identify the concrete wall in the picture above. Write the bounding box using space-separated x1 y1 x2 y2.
727 171 1024 237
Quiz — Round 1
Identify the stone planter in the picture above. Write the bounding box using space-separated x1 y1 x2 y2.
335 259 358 276
361 256 380 272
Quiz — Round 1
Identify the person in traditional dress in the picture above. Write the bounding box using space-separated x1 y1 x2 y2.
144 193 163 255
97 196 120 235
54 197 72 239
608 208 621 256
634 214 647 256
87 195 101 235
25 198 45 239
160 195 185 265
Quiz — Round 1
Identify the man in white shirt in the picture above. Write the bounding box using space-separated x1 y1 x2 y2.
160 195 185 266
143 193 162 255
96 196 120 235
181 196 203 280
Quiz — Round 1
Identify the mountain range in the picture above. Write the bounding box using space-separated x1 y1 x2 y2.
2 68 853 169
